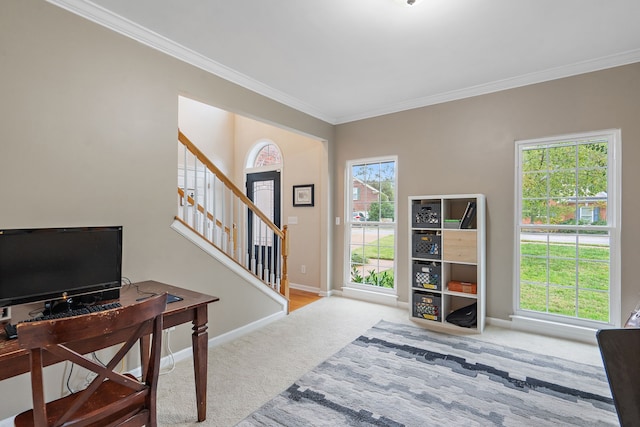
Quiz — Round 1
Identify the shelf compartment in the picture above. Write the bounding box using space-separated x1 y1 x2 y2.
443 295 478 329
444 263 477 295
442 230 477 263
412 261 441 291
447 280 477 294
412 231 441 259
411 201 441 229
443 198 478 230
412 290 441 321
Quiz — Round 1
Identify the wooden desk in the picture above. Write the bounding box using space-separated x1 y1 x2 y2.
0 280 219 422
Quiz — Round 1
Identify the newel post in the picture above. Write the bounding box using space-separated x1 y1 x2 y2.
281 225 290 303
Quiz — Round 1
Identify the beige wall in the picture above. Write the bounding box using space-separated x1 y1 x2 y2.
178 96 236 176
334 63 640 322
0 0 333 418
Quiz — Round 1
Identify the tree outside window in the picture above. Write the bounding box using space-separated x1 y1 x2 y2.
516 130 620 328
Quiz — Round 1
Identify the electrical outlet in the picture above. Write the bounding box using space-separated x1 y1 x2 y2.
301 265 306 274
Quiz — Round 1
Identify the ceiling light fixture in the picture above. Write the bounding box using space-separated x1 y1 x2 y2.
393 0 423 6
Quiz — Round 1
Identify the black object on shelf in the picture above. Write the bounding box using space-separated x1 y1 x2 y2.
446 302 477 327
460 201 477 229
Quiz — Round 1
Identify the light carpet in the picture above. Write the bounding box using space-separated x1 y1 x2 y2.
237 320 616 427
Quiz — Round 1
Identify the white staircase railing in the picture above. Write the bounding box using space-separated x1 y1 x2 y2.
176 130 289 301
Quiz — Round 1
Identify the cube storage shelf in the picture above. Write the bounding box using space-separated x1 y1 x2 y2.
409 194 486 333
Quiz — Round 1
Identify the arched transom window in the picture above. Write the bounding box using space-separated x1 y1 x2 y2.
253 143 282 168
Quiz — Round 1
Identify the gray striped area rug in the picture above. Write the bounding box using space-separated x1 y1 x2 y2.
237 320 616 427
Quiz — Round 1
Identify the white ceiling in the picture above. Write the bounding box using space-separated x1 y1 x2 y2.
49 0 640 124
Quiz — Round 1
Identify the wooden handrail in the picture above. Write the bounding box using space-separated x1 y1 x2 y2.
177 130 289 304
178 130 284 240
177 187 231 236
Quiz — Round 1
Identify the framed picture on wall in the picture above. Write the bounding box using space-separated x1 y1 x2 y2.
293 184 314 207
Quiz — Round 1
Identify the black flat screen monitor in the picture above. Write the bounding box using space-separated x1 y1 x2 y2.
0 226 122 307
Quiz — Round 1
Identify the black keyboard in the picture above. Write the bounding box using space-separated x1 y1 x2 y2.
4 302 122 340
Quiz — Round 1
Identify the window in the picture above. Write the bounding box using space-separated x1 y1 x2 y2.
251 143 282 168
515 130 621 328
346 157 397 292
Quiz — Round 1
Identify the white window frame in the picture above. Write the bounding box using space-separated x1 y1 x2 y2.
514 129 621 330
344 156 398 295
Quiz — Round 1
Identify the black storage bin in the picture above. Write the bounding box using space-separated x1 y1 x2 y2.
412 233 441 259
412 291 441 321
412 261 441 291
412 203 441 228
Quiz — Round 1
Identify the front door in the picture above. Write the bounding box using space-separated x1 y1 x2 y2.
246 171 281 279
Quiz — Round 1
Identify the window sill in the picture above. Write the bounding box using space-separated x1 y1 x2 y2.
509 315 600 344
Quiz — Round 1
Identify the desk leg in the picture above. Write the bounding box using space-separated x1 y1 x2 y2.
192 305 208 422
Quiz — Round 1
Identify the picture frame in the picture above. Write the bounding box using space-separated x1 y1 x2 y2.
293 184 314 207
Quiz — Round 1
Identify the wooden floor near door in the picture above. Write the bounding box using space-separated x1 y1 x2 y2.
289 289 322 312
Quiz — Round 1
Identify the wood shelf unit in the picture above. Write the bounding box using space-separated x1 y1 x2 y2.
409 194 486 332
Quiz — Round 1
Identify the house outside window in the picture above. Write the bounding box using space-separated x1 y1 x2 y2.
345 157 397 292
515 129 621 329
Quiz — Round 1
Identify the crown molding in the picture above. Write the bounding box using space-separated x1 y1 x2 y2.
46 1 640 126
337 48 640 124
45 0 337 124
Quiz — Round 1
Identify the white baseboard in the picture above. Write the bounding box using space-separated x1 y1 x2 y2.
396 300 409 310
323 288 407 309
289 282 333 297
486 316 511 329
128 311 286 379
207 311 286 348
289 282 320 294
341 287 399 307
